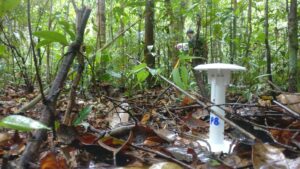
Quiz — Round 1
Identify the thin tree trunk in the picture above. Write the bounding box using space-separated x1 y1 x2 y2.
63 4 87 125
96 0 106 82
230 0 237 64
288 0 298 92
264 0 273 84
144 0 155 85
245 0 252 58
46 0 53 83
97 0 106 48
19 7 91 168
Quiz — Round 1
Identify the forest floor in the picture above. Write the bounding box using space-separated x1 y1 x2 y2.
0 84 300 169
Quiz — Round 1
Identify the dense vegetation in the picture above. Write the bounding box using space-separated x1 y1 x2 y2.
0 0 298 95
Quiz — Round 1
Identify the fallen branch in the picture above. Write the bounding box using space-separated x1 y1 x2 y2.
97 19 141 52
15 88 49 114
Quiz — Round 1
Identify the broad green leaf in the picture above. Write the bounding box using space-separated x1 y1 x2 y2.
73 106 92 126
35 40 52 49
137 69 149 82
0 0 20 17
180 66 189 87
132 63 147 73
0 115 50 131
58 20 75 40
33 31 68 46
172 68 185 90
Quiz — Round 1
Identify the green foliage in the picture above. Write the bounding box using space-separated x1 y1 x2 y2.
0 0 20 17
73 106 92 126
33 31 68 48
172 66 190 90
137 69 149 82
58 20 76 40
130 63 149 84
0 115 50 131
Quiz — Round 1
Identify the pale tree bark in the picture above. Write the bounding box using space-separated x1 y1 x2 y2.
264 0 273 84
144 0 155 85
230 0 237 64
97 0 106 48
288 0 298 92
96 0 106 83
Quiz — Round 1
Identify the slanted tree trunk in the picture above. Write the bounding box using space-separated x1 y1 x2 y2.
19 6 91 168
264 0 273 84
144 0 155 85
63 4 87 125
288 0 298 92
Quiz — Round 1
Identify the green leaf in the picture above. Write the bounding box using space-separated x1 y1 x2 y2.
35 40 52 49
137 69 149 82
33 31 68 46
180 66 189 86
132 63 147 73
172 68 185 89
58 20 75 40
73 106 92 126
0 115 50 131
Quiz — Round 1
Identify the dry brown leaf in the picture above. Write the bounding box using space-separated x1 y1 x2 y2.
141 113 151 125
40 152 68 169
277 94 300 114
252 141 288 169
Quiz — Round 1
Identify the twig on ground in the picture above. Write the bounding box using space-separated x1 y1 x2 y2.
130 143 194 169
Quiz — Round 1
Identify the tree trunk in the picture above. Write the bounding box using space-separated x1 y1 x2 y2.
230 0 237 64
19 7 91 168
144 0 155 85
96 0 106 82
97 0 106 48
264 0 273 84
46 0 53 83
245 0 252 59
288 0 298 92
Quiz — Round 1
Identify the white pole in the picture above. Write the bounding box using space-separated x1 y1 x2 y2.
209 76 226 145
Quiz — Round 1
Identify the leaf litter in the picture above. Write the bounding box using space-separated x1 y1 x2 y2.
0 85 300 168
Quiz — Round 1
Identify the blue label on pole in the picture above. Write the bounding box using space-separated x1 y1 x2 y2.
210 116 220 126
